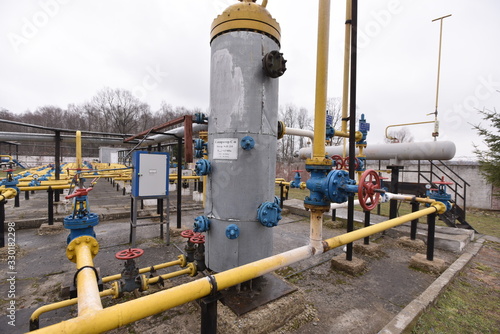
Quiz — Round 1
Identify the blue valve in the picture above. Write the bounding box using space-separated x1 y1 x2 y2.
193 215 210 232
257 201 282 227
426 177 453 211
225 224 240 239
240 136 255 151
357 113 370 145
290 170 303 188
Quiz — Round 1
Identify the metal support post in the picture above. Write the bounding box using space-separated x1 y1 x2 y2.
410 201 419 240
48 187 54 226
200 293 222 334
388 166 401 219
14 191 20 208
279 183 284 209
177 137 182 229
158 198 164 239
426 212 436 261
363 210 370 245
346 0 358 262
25 191 29 200
332 209 336 221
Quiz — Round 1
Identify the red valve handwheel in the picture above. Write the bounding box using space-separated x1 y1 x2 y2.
115 248 144 260
344 156 360 170
331 155 344 170
180 230 195 239
65 187 93 199
190 234 205 244
433 176 453 185
358 169 381 211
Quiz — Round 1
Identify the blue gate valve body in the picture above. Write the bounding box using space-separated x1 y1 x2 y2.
305 169 358 207
257 201 282 227
240 136 255 151
426 178 453 211
195 159 211 176
357 113 370 145
193 215 210 233
64 188 99 244
225 224 240 239
290 171 302 188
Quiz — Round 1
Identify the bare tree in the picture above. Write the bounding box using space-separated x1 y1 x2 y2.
385 127 414 143
83 87 150 134
326 97 345 146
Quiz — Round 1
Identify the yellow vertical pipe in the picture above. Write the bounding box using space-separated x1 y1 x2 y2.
76 131 82 170
341 0 351 134
73 240 103 316
312 0 331 160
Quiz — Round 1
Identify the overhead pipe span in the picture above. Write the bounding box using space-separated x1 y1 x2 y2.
0 132 138 145
138 123 208 147
298 141 456 161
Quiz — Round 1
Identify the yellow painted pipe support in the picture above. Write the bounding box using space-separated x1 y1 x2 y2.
323 203 444 251
66 236 102 316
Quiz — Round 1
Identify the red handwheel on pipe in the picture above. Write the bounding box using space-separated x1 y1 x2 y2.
358 169 381 211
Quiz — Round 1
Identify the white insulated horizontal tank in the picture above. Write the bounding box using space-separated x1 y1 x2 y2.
298 141 456 161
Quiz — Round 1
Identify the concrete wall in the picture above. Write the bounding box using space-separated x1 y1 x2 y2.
367 160 495 210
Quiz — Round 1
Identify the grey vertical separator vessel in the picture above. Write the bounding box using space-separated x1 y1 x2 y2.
205 0 286 272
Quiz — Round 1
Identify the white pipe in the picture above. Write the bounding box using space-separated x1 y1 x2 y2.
0 132 135 145
298 141 456 160
285 127 314 140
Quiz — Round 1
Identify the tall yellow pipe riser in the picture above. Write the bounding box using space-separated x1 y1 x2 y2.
67 237 103 316
76 131 82 170
312 0 331 160
323 206 439 251
341 0 351 134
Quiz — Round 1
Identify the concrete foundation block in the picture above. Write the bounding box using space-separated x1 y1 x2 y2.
353 243 386 258
218 290 309 334
397 236 426 252
409 253 447 274
331 254 366 276
38 222 65 235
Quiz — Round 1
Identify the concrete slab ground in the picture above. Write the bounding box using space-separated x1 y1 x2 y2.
0 182 492 333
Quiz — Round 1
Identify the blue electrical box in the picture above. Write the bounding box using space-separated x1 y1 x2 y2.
131 151 170 198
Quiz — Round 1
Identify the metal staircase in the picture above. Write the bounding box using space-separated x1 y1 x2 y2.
417 160 473 230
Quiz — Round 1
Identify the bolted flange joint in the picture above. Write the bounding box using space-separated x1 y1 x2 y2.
257 201 282 227
225 224 240 239
195 159 211 176
240 136 255 150
193 215 211 233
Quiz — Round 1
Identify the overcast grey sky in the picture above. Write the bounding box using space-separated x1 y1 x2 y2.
1 0 499 159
